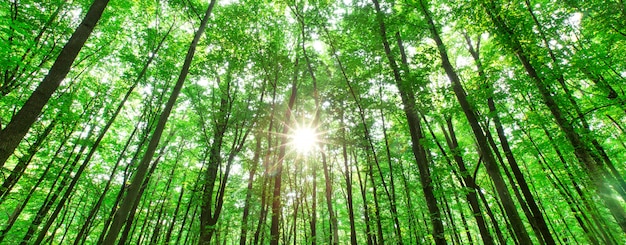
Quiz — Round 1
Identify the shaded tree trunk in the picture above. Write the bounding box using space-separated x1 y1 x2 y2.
482 0 626 233
101 1 216 243
270 56 299 245
372 1 446 243
0 0 110 166
464 32 555 244
417 0 533 243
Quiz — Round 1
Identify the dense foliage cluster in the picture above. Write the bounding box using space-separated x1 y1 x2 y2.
1 0 625 244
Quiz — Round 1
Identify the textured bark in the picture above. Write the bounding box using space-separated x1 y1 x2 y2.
482 0 626 233
442 118 495 245
101 1 216 243
239 135 262 245
269 57 299 245
372 0 446 243
0 0 110 166
418 0 533 243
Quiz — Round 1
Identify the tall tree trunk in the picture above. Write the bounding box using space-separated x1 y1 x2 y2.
101 1 216 243
371 1 446 243
0 120 76 243
321 27 361 245
417 0 533 243
239 134 262 245
442 117 495 245
482 0 626 233
0 0 110 166
198 70 234 244
31 28 170 241
378 83 404 244
254 78 279 245
464 32 555 244
163 172 187 245
19 122 96 245
0 117 56 199
270 56 299 245
354 152 374 245
117 133 173 245
74 123 139 245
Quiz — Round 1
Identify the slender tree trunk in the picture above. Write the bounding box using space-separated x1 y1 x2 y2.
0 122 75 243
101 1 216 243
0 118 56 199
417 0 533 243
337 107 358 245
163 172 187 245
366 153 385 245
19 123 96 245
442 117 495 245
73 124 138 245
1 1 67 96
354 152 374 245
321 27 361 245
371 1 446 243
482 0 626 233
117 135 173 245
239 135 262 245
270 56 299 245
378 83 404 244
0 0 110 166
464 32 555 244
198 71 234 244
253 73 279 245
32 30 170 241
96 113 154 245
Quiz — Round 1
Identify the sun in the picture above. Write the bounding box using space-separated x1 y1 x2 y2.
290 125 318 155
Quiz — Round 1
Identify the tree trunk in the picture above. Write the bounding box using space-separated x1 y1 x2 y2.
101 1 216 243
464 32 555 244
371 1 446 243
0 118 56 199
418 0 533 243
239 135 261 245
270 56 299 245
0 0 110 166
355 152 374 245
482 0 626 233
117 134 173 245
442 117 495 245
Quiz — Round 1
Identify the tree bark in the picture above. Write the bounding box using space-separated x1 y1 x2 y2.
101 1 216 243
482 0 626 233
0 0 110 166
442 117 495 245
270 56 299 245
417 0 533 243
372 1 446 243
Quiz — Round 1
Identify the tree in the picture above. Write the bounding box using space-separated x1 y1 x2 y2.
1 0 625 244
0 0 110 166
